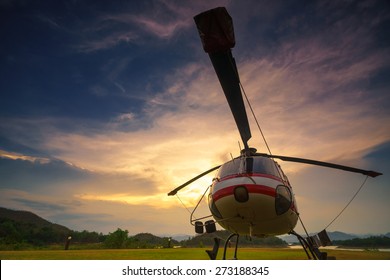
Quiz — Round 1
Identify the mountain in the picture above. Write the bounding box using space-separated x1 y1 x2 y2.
329 231 358 241
0 207 71 246
130 233 177 247
0 207 69 231
170 234 193 242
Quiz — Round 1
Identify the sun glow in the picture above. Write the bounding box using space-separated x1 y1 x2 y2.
75 173 215 210
76 192 172 208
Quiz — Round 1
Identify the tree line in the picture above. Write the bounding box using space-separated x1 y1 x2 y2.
0 217 105 249
332 236 390 248
0 215 287 250
1 212 389 250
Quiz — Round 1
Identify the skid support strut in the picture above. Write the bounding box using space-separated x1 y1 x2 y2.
289 230 329 260
223 233 239 260
206 233 240 260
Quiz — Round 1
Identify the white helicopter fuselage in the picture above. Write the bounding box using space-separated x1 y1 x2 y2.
209 156 298 237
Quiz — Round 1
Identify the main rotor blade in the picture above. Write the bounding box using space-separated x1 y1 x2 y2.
209 51 252 149
167 165 221 196
256 153 382 178
194 7 251 149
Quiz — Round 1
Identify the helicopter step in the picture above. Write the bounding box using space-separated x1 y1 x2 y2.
290 230 336 260
195 220 217 234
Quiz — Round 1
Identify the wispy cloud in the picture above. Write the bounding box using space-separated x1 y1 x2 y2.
74 0 231 52
0 150 50 164
101 0 219 39
0 189 81 217
77 31 138 53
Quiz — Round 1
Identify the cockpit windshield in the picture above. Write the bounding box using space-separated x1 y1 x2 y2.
217 156 284 179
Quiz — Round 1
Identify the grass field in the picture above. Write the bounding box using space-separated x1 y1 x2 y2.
1 247 390 260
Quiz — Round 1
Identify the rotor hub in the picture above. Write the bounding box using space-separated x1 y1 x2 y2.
241 147 257 156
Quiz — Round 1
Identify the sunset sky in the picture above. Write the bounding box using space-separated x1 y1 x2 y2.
1 0 389 237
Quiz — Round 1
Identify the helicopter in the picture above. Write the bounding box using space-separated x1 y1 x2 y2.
167 7 382 260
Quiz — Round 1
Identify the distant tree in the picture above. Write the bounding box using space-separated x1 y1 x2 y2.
71 230 104 243
104 228 129 249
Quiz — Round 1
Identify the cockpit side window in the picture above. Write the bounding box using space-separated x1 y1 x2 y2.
251 157 279 177
217 159 240 179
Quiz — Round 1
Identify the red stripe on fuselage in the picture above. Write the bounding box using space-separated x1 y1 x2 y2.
213 184 276 202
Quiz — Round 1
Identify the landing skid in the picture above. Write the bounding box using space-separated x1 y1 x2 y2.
289 230 332 260
206 231 333 260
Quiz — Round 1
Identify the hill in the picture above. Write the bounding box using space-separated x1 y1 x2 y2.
129 232 176 248
0 207 71 247
0 207 69 231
